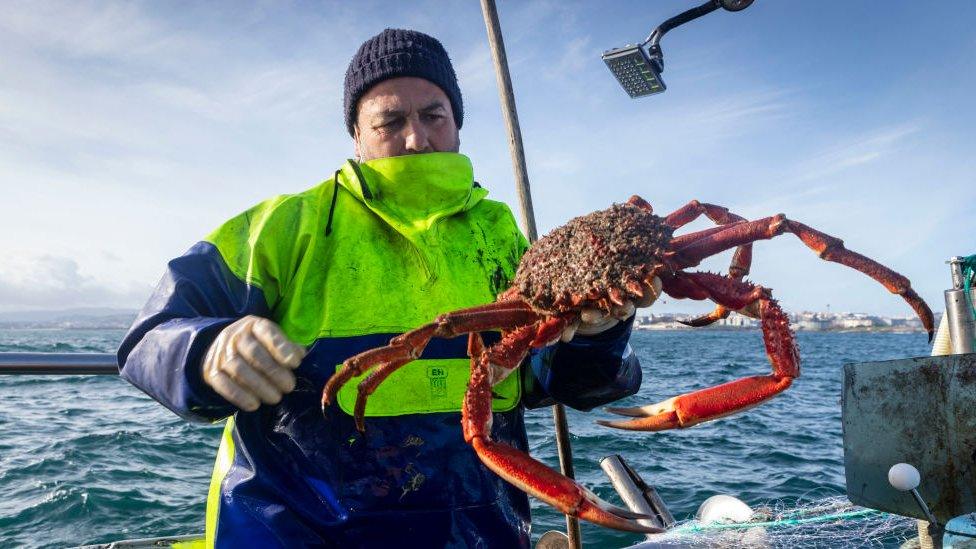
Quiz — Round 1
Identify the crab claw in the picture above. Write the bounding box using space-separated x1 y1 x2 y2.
599 374 793 431
464 333 662 534
600 397 683 431
470 437 663 533
679 305 730 327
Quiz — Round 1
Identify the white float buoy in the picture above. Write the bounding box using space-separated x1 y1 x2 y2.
696 494 755 524
888 463 921 492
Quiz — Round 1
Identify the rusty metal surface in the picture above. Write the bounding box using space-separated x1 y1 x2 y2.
843 353 976 522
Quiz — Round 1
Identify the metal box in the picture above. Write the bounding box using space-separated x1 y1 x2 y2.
843 353 976 522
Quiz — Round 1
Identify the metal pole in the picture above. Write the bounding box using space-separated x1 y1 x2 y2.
478 1 580 546
479 0 538 243
0 352 118 375
945 257 975 354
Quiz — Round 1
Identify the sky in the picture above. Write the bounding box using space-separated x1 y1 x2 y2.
0 0 973 318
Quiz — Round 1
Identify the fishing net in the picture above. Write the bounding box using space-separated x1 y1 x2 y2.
961 254 976 320
645 496 916 548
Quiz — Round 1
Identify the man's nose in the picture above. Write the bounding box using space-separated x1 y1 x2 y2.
403 116 430 153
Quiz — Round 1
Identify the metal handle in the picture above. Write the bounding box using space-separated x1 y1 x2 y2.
600 455 674 537
643 0 753 50
644 0 721 48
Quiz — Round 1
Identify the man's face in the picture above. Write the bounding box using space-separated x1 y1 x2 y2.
353 76 460 162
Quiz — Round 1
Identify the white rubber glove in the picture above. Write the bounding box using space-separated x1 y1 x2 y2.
561 277 663 342
201 316 306 411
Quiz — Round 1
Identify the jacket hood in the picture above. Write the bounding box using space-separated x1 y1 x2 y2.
337 152 488 237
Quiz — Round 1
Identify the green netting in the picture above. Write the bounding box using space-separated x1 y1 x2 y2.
652 497 916 547
961 254 976 320
673 508 880 533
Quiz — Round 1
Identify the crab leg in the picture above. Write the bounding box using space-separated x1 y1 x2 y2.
321 300 539 411
348 317 565 432
464 334 663 534
663 199 753 327
663 199 747 229
677 242 754 327
600 272 798 431
670 214 934 338
668 223 740 249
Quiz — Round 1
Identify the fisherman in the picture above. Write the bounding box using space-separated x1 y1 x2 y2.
119 28 653 547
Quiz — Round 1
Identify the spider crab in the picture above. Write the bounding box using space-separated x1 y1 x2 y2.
321 196 933 533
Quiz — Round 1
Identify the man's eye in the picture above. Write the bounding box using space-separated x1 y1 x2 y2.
424 113 444 122
377 119 403 130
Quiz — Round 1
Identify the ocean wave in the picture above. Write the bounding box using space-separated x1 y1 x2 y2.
0 329 929 548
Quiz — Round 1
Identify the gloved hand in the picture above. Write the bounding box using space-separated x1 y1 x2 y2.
202 316 306 411
561 276 663 341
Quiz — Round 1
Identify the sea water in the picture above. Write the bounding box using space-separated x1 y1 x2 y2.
0 329 930 548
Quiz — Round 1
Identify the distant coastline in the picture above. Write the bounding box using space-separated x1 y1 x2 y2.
635 310 937 334
634 323 929 334
0 308 137 330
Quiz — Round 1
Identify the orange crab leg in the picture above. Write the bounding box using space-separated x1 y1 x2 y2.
670 214 934 338
349 358 411 432
321 301 539 411
348 320 551 431
663 199 753 327
339 311 572 431
464 334 662 533
669 223 740 249
679 240 753 326
601 272 798 431
663 199 747 229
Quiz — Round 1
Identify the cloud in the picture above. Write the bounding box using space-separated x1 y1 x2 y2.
675 88 793 137
141 61 339 124
542 36 592 80
454 46 496 98
504 0 581 40
789 123 921 184
532 150 584 177
0 254 150 312
0 1 201 65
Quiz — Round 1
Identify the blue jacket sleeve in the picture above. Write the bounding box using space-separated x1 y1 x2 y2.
117 242 272 423
522 314 642 411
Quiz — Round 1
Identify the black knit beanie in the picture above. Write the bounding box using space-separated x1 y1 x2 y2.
344 28 463 136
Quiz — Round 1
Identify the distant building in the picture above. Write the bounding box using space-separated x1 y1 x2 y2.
903 317 924 329
633 309 929 332
714 313 759 328
796 318 830 331
839 317 875 329
794 310 831 331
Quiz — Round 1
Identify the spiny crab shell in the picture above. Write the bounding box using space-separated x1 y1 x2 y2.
509 201 674 314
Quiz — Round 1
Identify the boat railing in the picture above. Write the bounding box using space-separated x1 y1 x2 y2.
0 352 118 375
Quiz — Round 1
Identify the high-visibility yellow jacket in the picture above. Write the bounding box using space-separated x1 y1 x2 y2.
119 152 641 548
